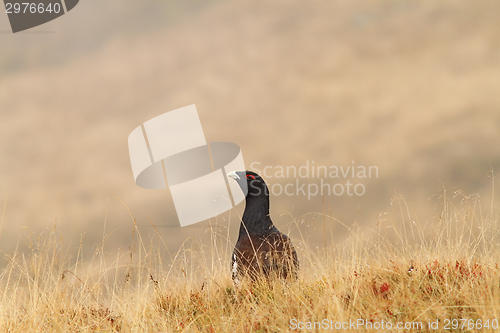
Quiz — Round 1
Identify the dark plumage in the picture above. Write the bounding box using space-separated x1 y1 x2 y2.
228 170 299 284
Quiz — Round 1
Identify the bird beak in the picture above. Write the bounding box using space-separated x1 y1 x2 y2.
227 171 240 180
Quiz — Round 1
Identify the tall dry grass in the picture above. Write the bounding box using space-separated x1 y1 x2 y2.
1 189 500 332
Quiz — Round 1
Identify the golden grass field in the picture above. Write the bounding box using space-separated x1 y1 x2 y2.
2 189 500 332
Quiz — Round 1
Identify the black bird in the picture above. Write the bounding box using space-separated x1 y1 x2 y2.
228 170 299 284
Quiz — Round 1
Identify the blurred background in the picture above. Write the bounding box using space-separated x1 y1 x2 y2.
1 0 499 266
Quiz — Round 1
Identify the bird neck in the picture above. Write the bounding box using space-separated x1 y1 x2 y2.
238 194 273 237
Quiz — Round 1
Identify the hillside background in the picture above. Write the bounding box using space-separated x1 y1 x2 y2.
0 0 499 265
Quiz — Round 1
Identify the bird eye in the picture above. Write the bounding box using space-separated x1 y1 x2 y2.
246 175 256 180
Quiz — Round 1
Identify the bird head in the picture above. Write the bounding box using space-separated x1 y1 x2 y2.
227 170 269 198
